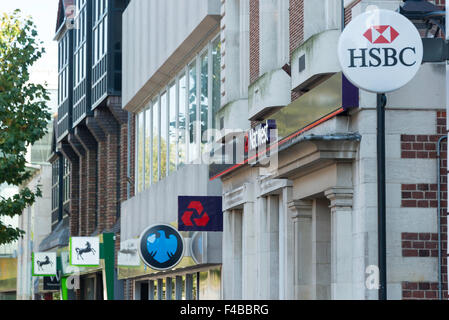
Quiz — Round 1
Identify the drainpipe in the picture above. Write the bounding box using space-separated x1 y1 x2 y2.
437 135 447 301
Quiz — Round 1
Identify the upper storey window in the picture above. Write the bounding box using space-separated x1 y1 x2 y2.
135 36 221 194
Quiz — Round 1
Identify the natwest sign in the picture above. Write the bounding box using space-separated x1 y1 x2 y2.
248 120 276 152
338 9 423 93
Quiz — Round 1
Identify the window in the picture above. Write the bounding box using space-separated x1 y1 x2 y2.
144 105 151 189
178 74 187 167
134 36 221 194
152 98 160 183
63 158 71 204
160 92 168 178
168 83 177 173
200 52 208 147
137 111 144 192
211 38 221 133
51 160 59 212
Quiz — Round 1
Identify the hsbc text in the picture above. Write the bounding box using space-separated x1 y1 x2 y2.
348 47 417 68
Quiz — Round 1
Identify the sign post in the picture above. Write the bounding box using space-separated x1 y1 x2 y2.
338 8 423 300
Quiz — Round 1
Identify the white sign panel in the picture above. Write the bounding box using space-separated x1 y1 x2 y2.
70 237 100 266
32 252 57 276
338 9 423 93
117 239 141 267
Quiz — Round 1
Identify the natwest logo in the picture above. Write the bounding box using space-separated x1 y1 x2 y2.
363 25 399 44
178 196 223 232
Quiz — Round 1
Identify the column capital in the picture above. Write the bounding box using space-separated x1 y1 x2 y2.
288 199 313 220
325 187 353 209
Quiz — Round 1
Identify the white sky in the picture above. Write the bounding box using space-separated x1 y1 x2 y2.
0 0 59 89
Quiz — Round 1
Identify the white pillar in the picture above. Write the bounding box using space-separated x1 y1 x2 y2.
325 187 354 300
222 210 243 299
279 185 294 299
289 199 314 300
256 195 279 299
242 201 256 299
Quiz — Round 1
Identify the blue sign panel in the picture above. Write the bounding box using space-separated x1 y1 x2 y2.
138 224 184 271
178 196 223 232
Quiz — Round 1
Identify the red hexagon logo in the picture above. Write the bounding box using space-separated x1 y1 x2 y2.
363 25 399 44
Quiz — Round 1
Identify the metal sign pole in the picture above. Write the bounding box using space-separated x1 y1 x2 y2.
377 93 387 300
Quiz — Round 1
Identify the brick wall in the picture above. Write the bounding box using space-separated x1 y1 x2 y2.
344 0 361 26
289 0 304 102
400 111 448 300
249 0 259 84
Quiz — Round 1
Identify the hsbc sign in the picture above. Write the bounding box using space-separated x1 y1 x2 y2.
338 9 423 93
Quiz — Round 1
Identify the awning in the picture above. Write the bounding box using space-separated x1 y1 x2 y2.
39 219 69 252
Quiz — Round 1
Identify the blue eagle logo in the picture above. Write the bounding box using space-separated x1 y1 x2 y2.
146 230 178 263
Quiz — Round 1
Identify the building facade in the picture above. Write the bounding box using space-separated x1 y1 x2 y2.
115 0 449 300
119 0 223 300
38 0 131 300
213 0 448 300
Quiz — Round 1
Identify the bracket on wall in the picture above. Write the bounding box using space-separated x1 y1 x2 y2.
422 38 449 62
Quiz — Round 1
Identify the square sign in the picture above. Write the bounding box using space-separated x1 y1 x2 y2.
178 196 223 232
70 237 100 267
32 252 57 276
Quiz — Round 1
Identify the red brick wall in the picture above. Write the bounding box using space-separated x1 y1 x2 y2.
249 0 260 84
289 0 304 102
400 111 448 300
401 184 439 209
97 140 107 231
344 0 361 26
434 0 445 8
69 158 80 237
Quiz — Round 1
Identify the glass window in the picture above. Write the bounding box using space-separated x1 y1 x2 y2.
152 99 160 183
178 74 187 167
188 63 197 162
52 161 59 211
134 36 221 193
160 92 168 178
212 38 221 133
137 111 144 192
144 105 151 189
200 52 208 147
63 158 71 204
169 83 177 173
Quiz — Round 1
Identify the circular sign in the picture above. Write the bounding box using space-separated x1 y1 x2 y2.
338 9 423 93
138 224 184 271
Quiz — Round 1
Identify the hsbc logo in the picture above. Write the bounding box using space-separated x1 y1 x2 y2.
363 25 399 44
348 24 417 69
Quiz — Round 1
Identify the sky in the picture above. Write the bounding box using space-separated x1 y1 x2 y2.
0 0 59 90
0 1 59 206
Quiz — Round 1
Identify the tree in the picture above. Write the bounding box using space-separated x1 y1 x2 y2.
0 10 51 245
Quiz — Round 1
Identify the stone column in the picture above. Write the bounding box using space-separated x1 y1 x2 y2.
325 187 354 300
279 185 294 299
222 209 243 300
289 199 313 300
242 201 256 299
